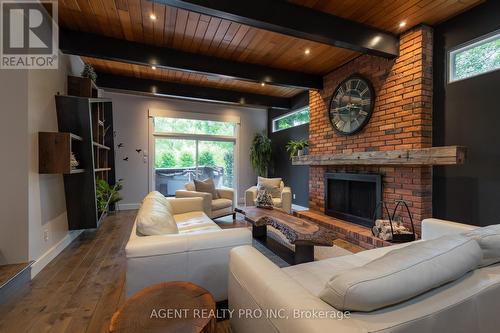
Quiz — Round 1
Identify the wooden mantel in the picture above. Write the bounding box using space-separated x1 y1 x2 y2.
292 146 467 166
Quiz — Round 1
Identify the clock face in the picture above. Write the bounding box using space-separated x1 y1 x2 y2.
328 75 374 135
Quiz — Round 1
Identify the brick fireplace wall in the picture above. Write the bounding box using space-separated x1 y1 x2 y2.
308 26 433 236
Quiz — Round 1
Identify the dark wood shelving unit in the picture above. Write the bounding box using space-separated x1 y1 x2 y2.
67 76 98 98
39 132 86 174
53 95 115 230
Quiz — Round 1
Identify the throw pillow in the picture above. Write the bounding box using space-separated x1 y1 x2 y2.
257 177 282 198
193 178 219 199
465 224 500 267
256 189 274 208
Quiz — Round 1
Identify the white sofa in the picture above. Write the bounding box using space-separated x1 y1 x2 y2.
245 180 292 214
229 218 500 333
125 195 251 301
176 182 235 219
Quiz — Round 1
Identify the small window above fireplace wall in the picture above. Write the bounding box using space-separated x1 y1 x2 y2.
272 106 309 132
448 30 500 83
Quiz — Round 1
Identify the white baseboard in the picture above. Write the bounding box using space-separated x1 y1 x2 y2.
117 203 141 210
31 230 83 279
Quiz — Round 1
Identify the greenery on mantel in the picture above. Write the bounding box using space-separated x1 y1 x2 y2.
286 139 309 159
250 132 272 177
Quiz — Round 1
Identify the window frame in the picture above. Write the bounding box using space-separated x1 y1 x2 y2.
148 108 240 196
448 29 500 83
271 106 310 133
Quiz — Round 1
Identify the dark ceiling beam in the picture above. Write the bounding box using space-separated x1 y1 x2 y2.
60 29 322 90
96 73 291 109
151 0 399 58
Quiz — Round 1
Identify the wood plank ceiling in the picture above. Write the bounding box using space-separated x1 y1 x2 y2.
58 0 483 100
82 57 303 97
289 0 483 33
58 0 357 75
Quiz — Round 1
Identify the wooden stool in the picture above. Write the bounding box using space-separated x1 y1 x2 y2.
110 281 216 333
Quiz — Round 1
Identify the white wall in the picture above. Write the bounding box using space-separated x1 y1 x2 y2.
0 53 84 275
27 54 85 276
104 91 267 207
0 70 29 265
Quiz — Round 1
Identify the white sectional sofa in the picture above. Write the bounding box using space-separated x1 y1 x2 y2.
229 218 500 333
125 193 252 301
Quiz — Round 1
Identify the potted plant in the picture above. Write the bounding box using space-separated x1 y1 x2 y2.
250 132 272 177
81 63 97 83
286 139 309 159
96 179 123 216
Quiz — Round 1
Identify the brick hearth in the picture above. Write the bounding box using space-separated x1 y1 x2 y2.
306 26 433 242
296 210 392 249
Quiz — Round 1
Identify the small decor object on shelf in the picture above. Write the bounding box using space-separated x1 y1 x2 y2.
81 63 97 83
286 139 309 159
256 189 274 209
70 152 79 169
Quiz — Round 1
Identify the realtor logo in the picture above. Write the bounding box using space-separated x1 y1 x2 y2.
1 0 58 69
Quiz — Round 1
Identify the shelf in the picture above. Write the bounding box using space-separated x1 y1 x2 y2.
55 95 115 230
95 168 111 172
70 133 83 141
93 142 110 150
291 146 467 166
39 132 85 174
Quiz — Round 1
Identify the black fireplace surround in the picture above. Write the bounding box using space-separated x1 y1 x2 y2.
324 172 382 228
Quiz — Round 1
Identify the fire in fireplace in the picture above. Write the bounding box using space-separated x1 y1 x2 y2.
324 172 382 228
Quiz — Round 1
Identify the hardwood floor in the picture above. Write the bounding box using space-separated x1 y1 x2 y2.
0 263 30 288
0 210 361 333
0 210 233 333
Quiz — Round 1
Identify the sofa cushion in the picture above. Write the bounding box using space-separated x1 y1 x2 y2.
465 224 500 267
145 191 173 210
211 198 232 211
283 242 416 296
193 178 219 199
136 196 178 236
175 211 221 234
319 234 482 312
257 177 282 198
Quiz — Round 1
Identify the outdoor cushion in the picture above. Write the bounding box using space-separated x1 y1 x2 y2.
194 178 219 199
319 234 482 311
465 224 500 267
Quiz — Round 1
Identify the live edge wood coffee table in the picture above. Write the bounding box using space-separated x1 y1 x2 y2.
110 282 216 333
235 207 335 264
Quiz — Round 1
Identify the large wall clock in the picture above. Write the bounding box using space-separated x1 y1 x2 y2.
328 75 375 135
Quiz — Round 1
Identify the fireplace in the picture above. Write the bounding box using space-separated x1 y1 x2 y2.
324 172 382 228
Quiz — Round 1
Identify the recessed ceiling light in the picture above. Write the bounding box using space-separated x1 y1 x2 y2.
399 21 407 28
304 49 310 55
151 65 157 70
261 82 265 87
150 13 157 20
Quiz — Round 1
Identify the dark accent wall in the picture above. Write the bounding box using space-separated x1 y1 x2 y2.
268 92 309 207
433 0 500 226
